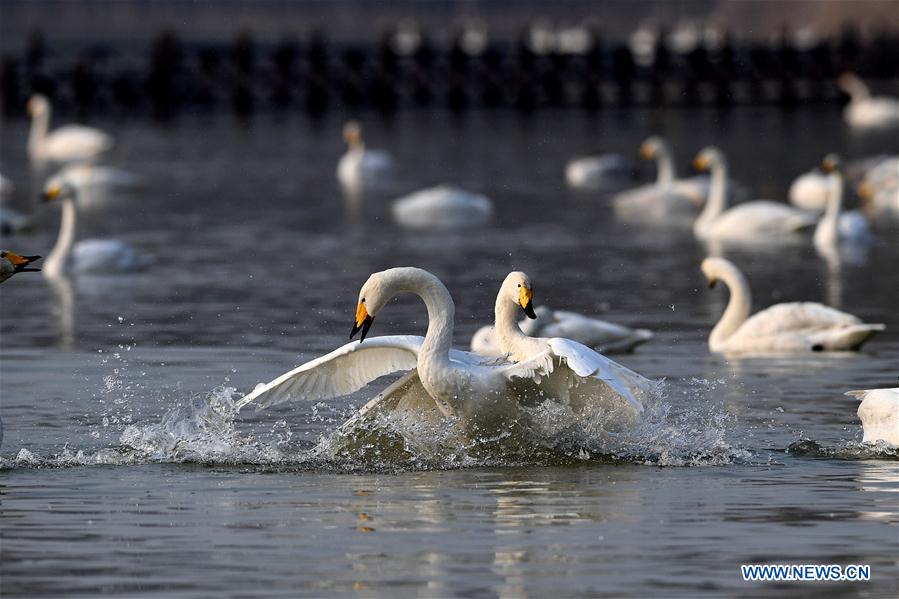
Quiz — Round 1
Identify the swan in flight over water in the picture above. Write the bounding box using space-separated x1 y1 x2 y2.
471 305 653 355
41 181 153 277
336 120 395 192
692 147 817 242
701 257 884 354
236 268 646 432
392 186 493 229
837 73 899 129
27 95 113 163
0 251 41 283
845 388 899 446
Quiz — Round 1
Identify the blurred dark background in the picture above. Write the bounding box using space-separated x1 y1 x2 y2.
1 0 898 119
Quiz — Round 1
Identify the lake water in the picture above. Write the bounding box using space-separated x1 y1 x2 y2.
1 106 897 597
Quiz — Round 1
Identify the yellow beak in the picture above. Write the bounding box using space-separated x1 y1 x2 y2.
693 157 708 171
350 302 374 342
639 145 654 160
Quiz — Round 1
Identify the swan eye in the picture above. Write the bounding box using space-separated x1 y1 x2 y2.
361 298 365 303
517 284 520 288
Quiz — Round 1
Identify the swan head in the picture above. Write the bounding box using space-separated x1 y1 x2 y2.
639 136 667 160
692 146 723 172
350 267 418 342
501 271 537 319
26 94 49 117
701 256 736 288
0 250 42 273
821 154 842 174
41 180 77 203
343 121 363 149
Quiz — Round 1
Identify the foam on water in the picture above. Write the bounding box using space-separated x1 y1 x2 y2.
0 375 761 471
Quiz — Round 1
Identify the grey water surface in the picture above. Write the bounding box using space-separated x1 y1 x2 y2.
1 107 897 597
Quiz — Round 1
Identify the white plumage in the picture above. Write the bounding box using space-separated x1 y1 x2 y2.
27 95 113 163
565 153 638 190
846 388 899 446
336 121 395 191
392 185 493 229
838 74 899 129
701 257 884 354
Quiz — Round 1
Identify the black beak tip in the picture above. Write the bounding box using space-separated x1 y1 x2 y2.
350 315 374 342
523 303 537 319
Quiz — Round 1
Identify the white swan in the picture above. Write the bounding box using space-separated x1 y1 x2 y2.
336 121 395 191
857 157 899 223
41 181 153 277
692 147 817 241
846 388 899 446
701 257 884 354
27 95 113 163
472 305 653 355
789 155 893 211
236 267 643 433
392 185 493 229
838 73 899 129
45 164 144 208
0 250 41 283
565 153 637 190
814 155 873 251
486 271 657 413
612 137 704 222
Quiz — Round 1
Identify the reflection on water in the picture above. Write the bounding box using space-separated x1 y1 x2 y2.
1 108 898 596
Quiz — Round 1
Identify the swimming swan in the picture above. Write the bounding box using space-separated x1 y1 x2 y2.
336 121 395 191
813 155 873 251
236 267 647 432
845 387 899 446
41 181 153 278
0 251 41 283
692 147 818 241
392 185 493 229
838 73 899 129
701 257 884 354
471 305 653 355
486 271 656 412
27 95 113 163
565 153 638 190
857 157 899 223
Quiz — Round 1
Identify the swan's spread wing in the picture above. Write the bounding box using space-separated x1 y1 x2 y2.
546 338 655 411
742 302 861 337
236 335 423 411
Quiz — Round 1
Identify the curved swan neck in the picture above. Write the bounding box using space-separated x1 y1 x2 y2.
44 197 77 278
814 172 843 247
695 153 728 234
655 144 675 185
385 268 454 363
710 262 751 350
28 107 50 156
494 293 528 354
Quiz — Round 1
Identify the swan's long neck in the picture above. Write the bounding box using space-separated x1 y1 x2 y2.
814 172 843 248
845 78 871 101
494 294 529 356
655 145 675 186
710 263 751 351
694 154 728 235
44 197 77 278
388 269 455 368
28 107 50 157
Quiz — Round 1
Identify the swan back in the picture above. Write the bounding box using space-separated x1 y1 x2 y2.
847 388 899 446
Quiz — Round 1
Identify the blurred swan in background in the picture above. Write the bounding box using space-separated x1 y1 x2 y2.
41 181 153 278
701 257 884 354
27 95 114 163
485 271 657 413
45 164 144 208
0 250 41 283
565 153 638 190
788 155 892 211
838 73 899 129
392 185 493 229
857 157 899 223
472 305 653 355
813 154 873 251
693 147 817 241
846 388 899 446
336 120 395 192
236 267 572 431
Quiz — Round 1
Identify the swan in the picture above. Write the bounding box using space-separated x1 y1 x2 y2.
27 95 113 163
813 155 873 251
692 147 818 241
838 73 899 129
845 388 899 446
0 250 41 283
236 267 645 433
857 157 899 223
486 271 657 413
612 137 704 222
565 153 638 190
41 181 153 277
701 257 884 354
471 305 653 355
392 185 493 229
336 121 395 191
45 164 144 208
789 155 893 211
